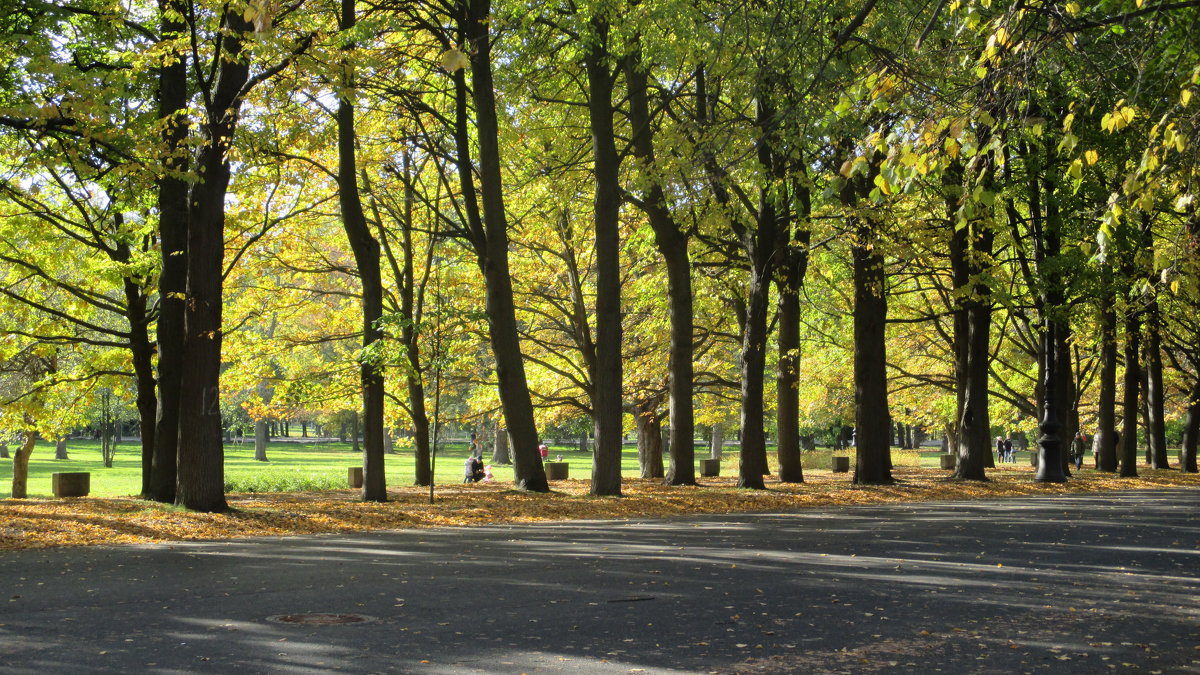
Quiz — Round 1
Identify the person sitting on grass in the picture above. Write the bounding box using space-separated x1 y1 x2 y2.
463 455 484 483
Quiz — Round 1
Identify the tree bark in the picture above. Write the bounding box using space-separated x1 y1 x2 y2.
1143 299 1168 468
177 10 257 513
624 51 696 487
11 429 34 499
492 428 511 465
149 0 188 505
455 0 547 491
1120 310 1140 477
254 418 269 462
944 155 996 479
55 438 68 460
1095 278 1119 471
852 220 894 485
710 423 724 460
584 16 623 497
1182 378 1200 473
737 260 770 489
634 400 665 479
776 183 811 484
124 275 157 496
339 0 387 502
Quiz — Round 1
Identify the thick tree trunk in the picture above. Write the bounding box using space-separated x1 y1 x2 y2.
710 423 724 460
11 430 35 499
852 228 893 485
350 410 360 453
737 263 770 489
1096 282 1119 471
492 427 511 465
458 0 547 491
634 401 665 479
149 0 188 505
584 18 623 497
1182 378 1200 473
254 419 269 462
0 443 8 459
338 0 387 502
55 439 68 460
953 299 991 480
1120 311 1141 477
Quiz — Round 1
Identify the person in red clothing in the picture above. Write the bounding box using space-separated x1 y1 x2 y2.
538 443 549 461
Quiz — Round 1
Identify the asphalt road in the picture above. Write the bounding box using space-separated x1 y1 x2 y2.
2 488 1198 674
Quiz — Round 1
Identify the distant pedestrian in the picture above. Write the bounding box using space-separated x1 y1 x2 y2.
1003 438 1014 463
996 437 1005 463
1072 432 1087 470
538 443 549 461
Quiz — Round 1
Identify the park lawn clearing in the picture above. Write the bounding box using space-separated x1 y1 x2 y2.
1 465 1196 551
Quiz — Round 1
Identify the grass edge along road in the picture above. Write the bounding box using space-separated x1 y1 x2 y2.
2 458 1196 551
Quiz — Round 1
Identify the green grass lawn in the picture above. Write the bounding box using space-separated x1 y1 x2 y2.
0 438 1034 498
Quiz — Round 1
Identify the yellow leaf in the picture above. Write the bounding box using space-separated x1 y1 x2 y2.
440 49 470 72
1183 89 1194 107
1084 149 1098 165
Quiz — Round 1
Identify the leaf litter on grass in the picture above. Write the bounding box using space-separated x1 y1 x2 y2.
1 466 1196 550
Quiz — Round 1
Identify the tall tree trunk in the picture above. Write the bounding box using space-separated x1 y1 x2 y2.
125 278 157 496
456 0 547 491
11 429 35 499
946 157 995 479
852 218 893 485
1144 300 1168 468
584 16 623 497
55 438 68 460
776 184 811 484
149 0 188 505
623 52 695 486
177 11 257 513
1120 310 1141 477
391 153 432 486
339 0 386 502
737 260 770 489
351 410 360 453
1096 279 1119 471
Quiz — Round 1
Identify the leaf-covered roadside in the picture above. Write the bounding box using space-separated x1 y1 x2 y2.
2 468 1196 551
